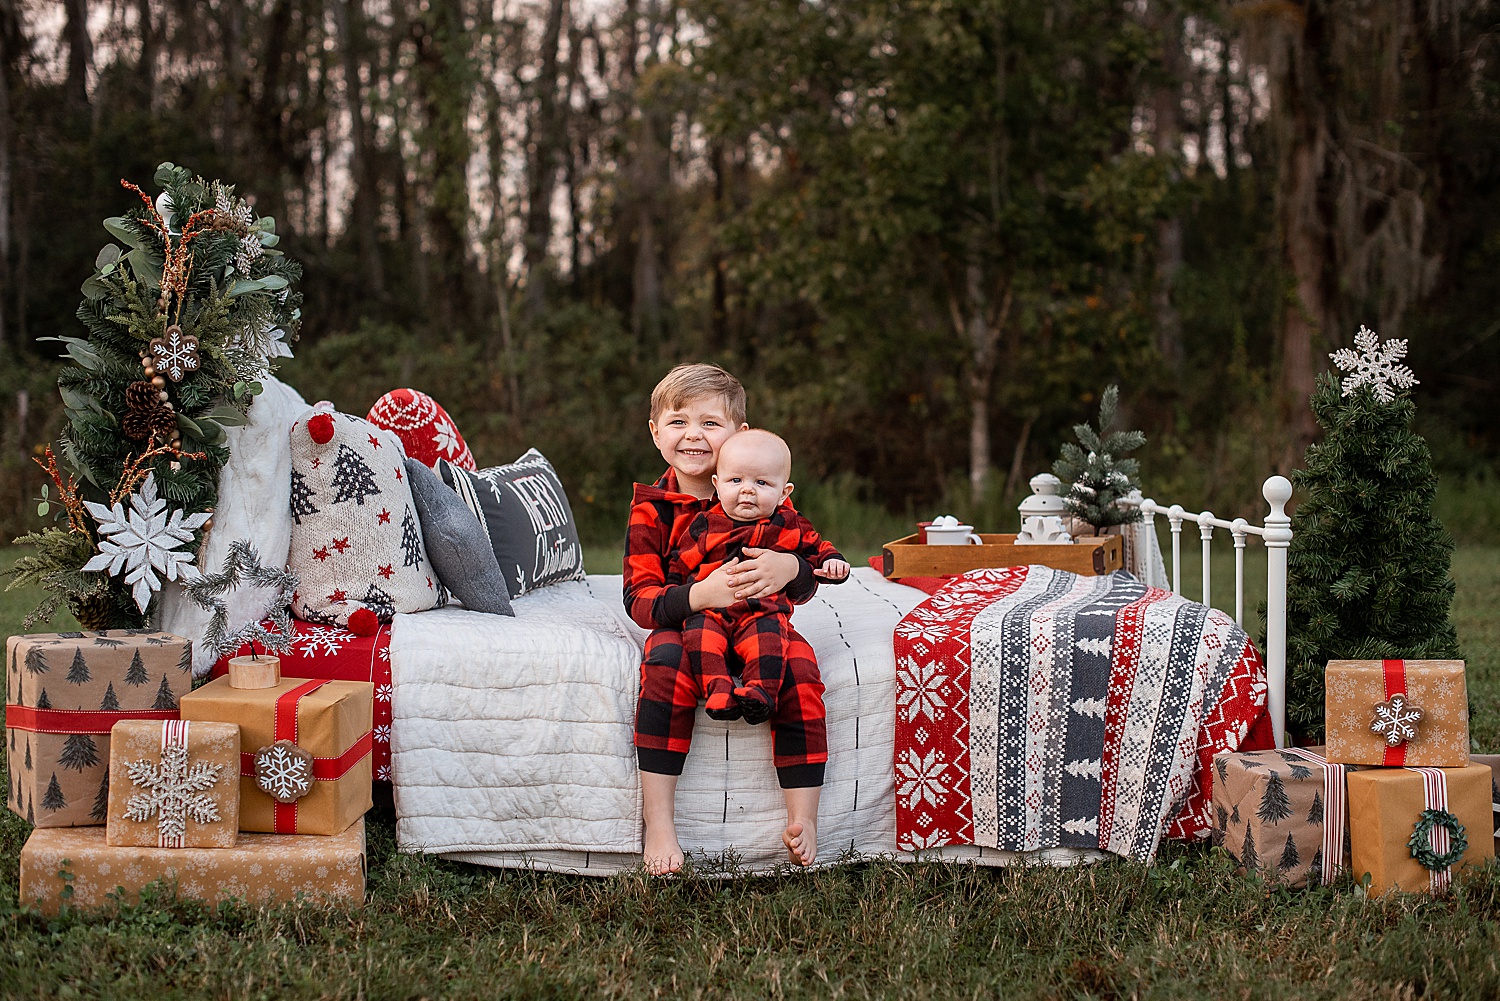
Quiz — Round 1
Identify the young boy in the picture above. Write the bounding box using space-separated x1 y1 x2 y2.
668 430 850 725
624 364 828 873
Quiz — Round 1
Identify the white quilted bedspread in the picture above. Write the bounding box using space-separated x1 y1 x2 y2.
391 569 926 872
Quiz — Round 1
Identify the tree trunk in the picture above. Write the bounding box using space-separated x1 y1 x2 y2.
1150 2 1184 374
62 0 90 109
1281 121 1327 451
135 0 154 105
948 246 1011 504
0 2 11 351
523 0 568 320
333 0 387 299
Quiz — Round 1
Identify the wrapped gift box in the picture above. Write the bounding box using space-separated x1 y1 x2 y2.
6 631 192 828
180 676 373 835
1464 753 1500 855
1325 659 1468 767
1348 763 1493 895
1211 747 1350 888
105 720 240 849
213 619 394 783
19 818 365 915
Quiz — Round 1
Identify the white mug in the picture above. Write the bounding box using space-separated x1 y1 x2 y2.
926 524 982 546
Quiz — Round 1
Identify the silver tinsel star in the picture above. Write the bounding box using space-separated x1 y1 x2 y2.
1330 326 1419 403
183 539 300 661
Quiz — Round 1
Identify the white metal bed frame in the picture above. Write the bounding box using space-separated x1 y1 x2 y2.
1138 476 1294 748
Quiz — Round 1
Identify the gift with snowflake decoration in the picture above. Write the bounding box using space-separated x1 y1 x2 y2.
1348 763 1492 895
6 631 194 829
1325 660 1468 767
19 818 366 916
82 472 211 614
106 719 239 849
180 676 372 834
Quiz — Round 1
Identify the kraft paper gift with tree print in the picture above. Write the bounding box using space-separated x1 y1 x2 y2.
1211 748 1351 889
5 631 192 829
1324 660 1468 767
19 818 366 916
1347 763 1493 895
180 676 373 835
105 720 240 849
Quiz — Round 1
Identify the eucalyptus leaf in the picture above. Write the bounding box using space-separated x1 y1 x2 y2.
257 275 289 291
226 278 267 298
103 217 149 250
258 232 280 248
94 244 122 269
175 413 204 438
248 381 264 396
80 275 110 301
61 439 102 491
153 162 178 187
63 339 106 372
59 385 105 415
204 405 248 427
125 248 163 290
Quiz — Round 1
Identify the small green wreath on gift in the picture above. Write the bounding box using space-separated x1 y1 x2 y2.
6 163 302 630
1408 808 1468 871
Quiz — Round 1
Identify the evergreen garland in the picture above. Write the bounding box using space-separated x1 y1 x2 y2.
1052 385 1146 533
1283 370 1461 737
6 162 302 629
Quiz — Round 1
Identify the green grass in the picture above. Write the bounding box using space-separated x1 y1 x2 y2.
3 544 1500 998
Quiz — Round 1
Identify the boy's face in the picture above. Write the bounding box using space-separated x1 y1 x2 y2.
713 436 794 522
649 395 742 485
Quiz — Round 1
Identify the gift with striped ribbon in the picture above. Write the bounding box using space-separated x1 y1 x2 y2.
105 718 240 849
1211 747 1351 888
1347 762 1493 894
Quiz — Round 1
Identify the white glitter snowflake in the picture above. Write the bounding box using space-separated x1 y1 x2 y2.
122 743 223 846
255 742 314 802
1370 693 1424 747
1330 326 1419 403
82 473 210 612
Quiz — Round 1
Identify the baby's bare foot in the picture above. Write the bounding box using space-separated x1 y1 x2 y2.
783 820 817 867
644 825 684 875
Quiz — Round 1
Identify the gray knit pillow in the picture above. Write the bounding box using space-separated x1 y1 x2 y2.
405 459 513 616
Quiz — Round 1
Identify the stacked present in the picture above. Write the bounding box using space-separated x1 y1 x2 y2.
1213 658 1494 894
7 631 371 914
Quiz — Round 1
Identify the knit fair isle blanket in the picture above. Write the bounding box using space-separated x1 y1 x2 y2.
894 566 1271 863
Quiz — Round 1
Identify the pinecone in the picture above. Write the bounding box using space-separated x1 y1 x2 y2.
69 592 116 631
122 380 176 441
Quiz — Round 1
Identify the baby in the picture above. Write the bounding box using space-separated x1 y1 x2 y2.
668 430 851 723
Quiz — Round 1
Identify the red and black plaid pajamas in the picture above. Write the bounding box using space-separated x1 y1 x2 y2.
624 470 829 788
668 504 845 724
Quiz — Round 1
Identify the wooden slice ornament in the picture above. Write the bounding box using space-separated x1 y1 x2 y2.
227 654 281 690
254 740 314 803
148 324 201 382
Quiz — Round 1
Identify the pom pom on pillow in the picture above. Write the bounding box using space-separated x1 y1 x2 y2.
367 388 475 471
286 407 445 627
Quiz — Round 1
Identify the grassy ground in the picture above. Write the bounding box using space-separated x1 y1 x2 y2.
3 545 1499 998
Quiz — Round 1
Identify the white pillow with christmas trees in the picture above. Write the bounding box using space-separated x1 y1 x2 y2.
286 405 445 629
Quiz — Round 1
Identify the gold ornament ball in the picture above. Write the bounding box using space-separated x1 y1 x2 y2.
142 365 155 379
202 518 214 532
151 376 167 389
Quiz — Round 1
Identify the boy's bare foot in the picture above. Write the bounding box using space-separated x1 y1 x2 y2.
783 820 817 867
644 827 685 875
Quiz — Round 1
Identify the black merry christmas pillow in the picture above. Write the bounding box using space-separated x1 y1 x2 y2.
435 449 586 597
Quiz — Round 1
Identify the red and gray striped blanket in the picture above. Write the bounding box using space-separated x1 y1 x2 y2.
894 566 1273 863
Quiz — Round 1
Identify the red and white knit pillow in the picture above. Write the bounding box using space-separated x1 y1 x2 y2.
366 388 475 471
286 406 444 629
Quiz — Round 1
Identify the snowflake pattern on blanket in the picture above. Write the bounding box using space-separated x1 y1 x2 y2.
894 566 1270 863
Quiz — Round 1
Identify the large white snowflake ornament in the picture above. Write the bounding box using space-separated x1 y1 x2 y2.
1330 325 1419 403
1370 693 1424 747
122 740 224 848
83 473 211 613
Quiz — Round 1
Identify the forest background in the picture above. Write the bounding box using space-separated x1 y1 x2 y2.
1 0 1498 550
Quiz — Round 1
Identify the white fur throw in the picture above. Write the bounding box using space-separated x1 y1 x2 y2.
158 375 306 676
286 407 443 627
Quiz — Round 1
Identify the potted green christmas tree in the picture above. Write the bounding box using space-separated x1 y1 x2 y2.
1284 327 1461 739
1052 384 1146 536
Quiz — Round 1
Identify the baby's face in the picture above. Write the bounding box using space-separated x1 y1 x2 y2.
713 436 792 521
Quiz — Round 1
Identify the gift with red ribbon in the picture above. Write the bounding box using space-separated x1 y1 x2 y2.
1211 747 1351 888
6 631 193 829
1348 761 1492 894
180 675 373 835
1325 659 1469 767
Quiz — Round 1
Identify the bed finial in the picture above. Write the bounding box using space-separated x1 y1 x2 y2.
1262 475 1294 749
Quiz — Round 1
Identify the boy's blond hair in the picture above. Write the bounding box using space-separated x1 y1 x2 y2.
650 363 747 427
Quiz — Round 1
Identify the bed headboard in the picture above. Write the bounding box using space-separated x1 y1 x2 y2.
1138 476 1294 749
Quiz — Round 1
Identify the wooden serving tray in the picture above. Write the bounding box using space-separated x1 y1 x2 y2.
880 533 1123 579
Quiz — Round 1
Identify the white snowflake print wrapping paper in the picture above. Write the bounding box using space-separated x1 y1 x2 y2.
106 719 240 849
20 818 365 916
1324 660 1469 767
180 675 373 835
286 407 443 628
